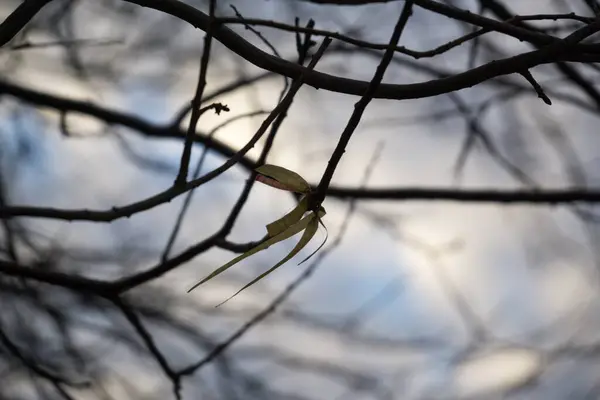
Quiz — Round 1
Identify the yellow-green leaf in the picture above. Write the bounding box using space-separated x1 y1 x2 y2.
187 213 316 293
255 164 311 194
266 196 308 237
298 216 328 265
216 213 320 306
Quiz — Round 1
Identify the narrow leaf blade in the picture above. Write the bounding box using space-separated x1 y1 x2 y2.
217 215 320 306
298 216 328 265
188 213 315 292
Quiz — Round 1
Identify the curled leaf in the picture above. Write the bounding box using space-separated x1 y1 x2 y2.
298 216 328 265
266 196 308 237
217 212 320 306
187 212 316 293
255 164 311 193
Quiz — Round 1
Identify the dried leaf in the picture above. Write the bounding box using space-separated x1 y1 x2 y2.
217 213 320 306
255 164 311 193
266 196 308 237
298 216 328 265
255 175 297 192
187 212 316 293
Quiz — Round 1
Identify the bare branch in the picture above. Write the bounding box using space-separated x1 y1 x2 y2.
0 0 51 48
174 0 216 186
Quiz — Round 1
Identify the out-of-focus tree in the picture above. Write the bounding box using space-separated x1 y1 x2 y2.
2 0 600 399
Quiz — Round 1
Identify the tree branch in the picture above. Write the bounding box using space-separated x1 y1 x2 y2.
122 0 600 100
0 0 52 48
313 0 415 204
174 0 216 186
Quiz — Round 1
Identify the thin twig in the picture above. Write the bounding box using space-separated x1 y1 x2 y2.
175 0 217 186
113 298 182 399
520 69 552 105
313 0 415 206
216 12 593 59
161 110 268 261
